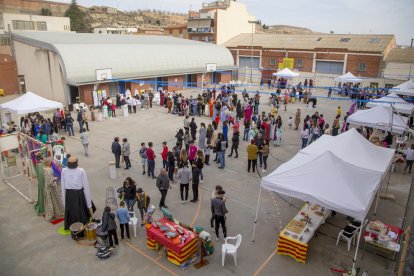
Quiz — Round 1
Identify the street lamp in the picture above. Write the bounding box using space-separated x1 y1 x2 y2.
248 20 261 85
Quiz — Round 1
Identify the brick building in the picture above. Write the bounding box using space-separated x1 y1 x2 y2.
224 33 397 80
163 24 188 39
12 32 234 105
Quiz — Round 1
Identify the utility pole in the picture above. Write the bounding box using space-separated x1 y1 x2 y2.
248 20 261 85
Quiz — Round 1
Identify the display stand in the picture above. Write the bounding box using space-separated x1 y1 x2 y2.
194 240 209 269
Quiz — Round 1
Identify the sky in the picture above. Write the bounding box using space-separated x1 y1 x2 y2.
53 0 413 45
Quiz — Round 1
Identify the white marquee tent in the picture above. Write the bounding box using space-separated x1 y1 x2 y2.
252 129 394 270
347 105 408 134
0 92 63 115
366 92 414 115
390 80 414 97
297 128 394 173
272 68 300 78
260 151 383 220
334 72 362 83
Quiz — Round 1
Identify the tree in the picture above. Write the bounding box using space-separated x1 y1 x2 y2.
41 8 52 16
64 0 91 33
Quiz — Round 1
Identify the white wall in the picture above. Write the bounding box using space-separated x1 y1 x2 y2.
383 62 414 81
13 41 68 104
216 2 255 45
0 13 70 34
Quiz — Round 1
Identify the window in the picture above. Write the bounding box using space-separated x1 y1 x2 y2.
340 38 350 42
369 38 380 43
295 58 303 68
270 57 276 66
358 63 366 71
36 21 47 31
12 20 34 30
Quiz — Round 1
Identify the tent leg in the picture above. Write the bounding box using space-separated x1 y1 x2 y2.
352 221 364 273
381 168 395 200
252 187 262 243
373 189 380 220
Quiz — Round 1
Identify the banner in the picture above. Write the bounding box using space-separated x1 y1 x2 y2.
278 58 294 70
92 90 98 106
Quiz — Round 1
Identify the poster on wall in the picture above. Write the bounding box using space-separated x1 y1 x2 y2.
97 90 102 104
102 90 107 99
92 90 98 106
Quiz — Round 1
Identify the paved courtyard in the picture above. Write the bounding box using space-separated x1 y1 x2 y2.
0 87 411 276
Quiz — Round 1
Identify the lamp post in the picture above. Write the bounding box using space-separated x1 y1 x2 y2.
248 20 261 85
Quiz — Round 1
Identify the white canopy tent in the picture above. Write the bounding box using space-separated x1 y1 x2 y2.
261 151 383 220
347 105 408 134
252 129 394 270
0 92 63 115
298 128 394 173
390 80 414 97
334 72 363 83
272 68 300 78
366 92 414 115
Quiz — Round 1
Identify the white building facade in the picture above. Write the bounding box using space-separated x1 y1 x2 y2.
0 13 71 34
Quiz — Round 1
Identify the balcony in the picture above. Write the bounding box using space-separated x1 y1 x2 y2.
187 27 214 34
202 0 230 9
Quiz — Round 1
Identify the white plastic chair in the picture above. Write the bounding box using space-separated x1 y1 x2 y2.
336 219 367 251
222 234 242 266
128 211 138 238
53 145 65 163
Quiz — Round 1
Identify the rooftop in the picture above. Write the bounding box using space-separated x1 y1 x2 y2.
224 33 395 53
385 48 414 64
12 32 234 84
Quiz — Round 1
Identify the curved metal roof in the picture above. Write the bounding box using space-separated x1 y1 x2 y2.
12 32 235 85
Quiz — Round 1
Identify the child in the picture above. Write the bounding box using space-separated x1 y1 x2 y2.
204 144 211 165
101 206 118 248
116 201 130 240
139 143 147 175
337 106 342 117
288 117 293 129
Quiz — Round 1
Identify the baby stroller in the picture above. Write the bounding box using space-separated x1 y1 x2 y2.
95 225 111 260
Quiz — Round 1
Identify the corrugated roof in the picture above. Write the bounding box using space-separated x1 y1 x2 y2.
224 33 395 53
12 32 234 84
385 48 414 64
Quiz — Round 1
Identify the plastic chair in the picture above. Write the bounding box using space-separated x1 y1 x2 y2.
53 145 65 163
128 211 138 238
336 219 367 251
222 234 242 266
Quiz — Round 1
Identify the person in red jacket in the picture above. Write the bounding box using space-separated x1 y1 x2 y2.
161 141 168 169
146 142 156 179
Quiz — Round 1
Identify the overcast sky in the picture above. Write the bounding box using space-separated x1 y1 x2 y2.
53 0 413 45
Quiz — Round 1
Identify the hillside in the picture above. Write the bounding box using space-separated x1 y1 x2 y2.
90 10 187 28
258 24 317 35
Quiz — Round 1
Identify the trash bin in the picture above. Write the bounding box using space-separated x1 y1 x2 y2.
122 105 129 117
109 161 116 179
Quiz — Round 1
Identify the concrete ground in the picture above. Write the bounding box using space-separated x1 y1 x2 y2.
0 87 411 276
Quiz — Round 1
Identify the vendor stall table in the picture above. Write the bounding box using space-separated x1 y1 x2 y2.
277 203 331 263
146 218 198 265
362 221 403 268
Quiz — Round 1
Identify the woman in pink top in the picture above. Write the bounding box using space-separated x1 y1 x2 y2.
188 141 198 164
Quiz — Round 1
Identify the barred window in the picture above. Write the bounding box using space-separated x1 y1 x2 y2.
12 20 34 30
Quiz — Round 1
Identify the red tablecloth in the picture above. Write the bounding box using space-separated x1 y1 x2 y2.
363 223 403 243
146 218 198 255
